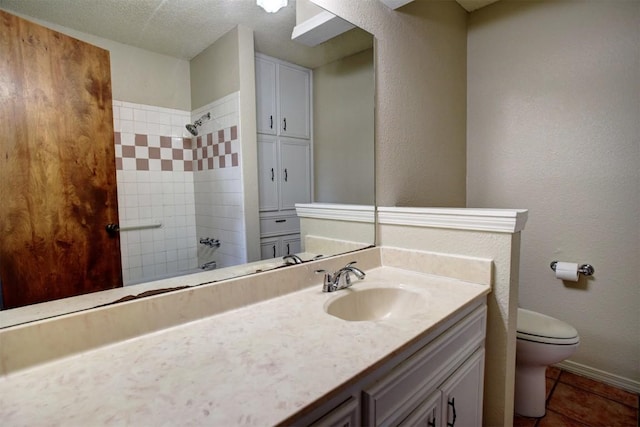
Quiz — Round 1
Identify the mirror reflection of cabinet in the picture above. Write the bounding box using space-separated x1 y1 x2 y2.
260 235 302 260
255 54 311 139
258 135 311 212
256 54 312 260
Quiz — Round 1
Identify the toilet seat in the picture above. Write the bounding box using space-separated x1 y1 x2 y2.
517 308 579 345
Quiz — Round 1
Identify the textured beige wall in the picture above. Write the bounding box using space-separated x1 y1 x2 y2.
467 0 640 386
312 0 468 207
0 8 191 110
190 27 240 110
313 48 375 205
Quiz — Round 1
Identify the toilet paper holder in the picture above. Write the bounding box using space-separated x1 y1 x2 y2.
550 261 594 276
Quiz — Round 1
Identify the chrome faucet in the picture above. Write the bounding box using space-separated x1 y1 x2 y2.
316 261 366 292
283 254 303 265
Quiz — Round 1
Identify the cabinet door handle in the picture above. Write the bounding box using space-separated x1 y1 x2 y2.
270 115 273 129
447 397 457 427
275 219 286 223
271 168 274 181
428 416 436 427
283 117 287 131
272 245 276 258
284 168 288 182
286 243 290 255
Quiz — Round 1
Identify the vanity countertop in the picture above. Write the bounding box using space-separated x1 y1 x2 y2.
0 266 489 426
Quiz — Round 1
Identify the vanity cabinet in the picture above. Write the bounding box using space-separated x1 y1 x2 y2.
310 396 360 427
255 53 311 139
299 303 487 427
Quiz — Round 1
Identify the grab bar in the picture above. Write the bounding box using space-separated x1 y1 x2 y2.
118 220 162 232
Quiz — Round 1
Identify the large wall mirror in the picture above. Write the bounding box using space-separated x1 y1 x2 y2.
0 0 374 327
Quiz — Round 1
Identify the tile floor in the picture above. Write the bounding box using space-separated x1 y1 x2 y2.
514 367 639 427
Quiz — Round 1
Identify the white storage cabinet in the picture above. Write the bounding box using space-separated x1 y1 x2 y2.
256 54 312 260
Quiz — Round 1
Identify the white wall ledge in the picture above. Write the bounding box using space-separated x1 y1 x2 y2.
377 207 528 233
296 203 375 223
291 10 355 47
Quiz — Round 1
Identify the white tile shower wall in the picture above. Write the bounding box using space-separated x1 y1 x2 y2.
192 93 247 269
113 100 198 285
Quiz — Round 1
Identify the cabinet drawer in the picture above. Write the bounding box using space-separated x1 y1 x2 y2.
260 215 300 236
363 306 486 426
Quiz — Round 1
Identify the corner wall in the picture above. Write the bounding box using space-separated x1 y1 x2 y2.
467 0 640 389
313 48 375 205
311 0 468 207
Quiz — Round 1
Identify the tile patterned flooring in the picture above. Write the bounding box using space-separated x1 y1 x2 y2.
514 367 639 427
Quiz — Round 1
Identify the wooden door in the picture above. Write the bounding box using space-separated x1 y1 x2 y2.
0 11 122 309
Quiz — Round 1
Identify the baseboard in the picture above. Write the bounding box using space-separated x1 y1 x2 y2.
555 360 640 394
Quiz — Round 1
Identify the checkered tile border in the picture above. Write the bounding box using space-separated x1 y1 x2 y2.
193 125 239 171
114 125 239 171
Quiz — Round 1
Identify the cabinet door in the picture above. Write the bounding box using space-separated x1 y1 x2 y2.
279 139 311 210
440 349 485 427
399 391 441 427
260 237 281 260
255 56 277 135
278 63 310 139
257 136 279 212
281 234 301 256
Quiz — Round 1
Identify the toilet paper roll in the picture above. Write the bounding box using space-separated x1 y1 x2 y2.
555 262 579 281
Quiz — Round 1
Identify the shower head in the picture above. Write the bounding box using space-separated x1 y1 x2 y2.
185 123 198 136
186 123 198 136
185 113 211 137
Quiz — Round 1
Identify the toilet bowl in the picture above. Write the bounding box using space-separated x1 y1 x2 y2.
515 308 579 418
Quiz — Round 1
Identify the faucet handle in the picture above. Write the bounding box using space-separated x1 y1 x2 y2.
315 269 334 292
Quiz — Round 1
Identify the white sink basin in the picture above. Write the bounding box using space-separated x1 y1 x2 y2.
323 285 428 321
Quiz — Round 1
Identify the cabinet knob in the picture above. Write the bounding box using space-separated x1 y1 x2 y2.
105 223 120 237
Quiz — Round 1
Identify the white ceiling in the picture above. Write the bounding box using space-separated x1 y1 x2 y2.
0 0 497 65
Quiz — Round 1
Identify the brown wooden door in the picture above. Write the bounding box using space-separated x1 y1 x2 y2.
0 10 123 309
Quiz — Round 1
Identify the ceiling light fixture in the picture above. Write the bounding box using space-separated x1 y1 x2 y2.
257 0 287 13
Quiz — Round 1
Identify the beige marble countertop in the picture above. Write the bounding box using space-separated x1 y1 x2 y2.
0 266 489 426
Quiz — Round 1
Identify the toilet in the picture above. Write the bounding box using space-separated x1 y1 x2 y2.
515 308 580 418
